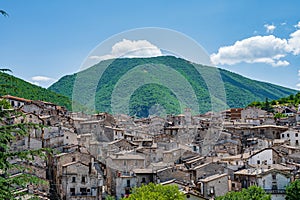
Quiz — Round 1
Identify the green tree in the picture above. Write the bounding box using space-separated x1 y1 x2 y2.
105 195 116 200
0 99 49 199
262 98 274 113
286 180 300 200
122 183 185 200
274 113 287 120
216 186 271 200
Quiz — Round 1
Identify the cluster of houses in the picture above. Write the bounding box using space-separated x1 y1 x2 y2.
2 94 300 200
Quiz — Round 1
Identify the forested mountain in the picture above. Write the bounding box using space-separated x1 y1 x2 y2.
48 56 297 117
0 72 72 110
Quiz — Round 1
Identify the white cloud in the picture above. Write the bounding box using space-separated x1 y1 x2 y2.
294 21 300 29
281 22 287 26
264 24 276 33
31 76 54 82
30 76 56 88
287 30 300 55
210 35 289 67
90 39 162 61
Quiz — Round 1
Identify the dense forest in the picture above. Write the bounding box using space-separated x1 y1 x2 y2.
249 92 300 110
49 56 297 117
0 72 72 110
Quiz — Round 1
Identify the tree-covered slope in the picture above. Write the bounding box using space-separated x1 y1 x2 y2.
48 56 297 117
0 72 72 110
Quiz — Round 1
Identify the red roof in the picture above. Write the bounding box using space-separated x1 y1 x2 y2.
2 95 32 103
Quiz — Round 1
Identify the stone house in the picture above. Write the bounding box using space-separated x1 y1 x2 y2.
2 94 31 108
106 153 146 172
190 162 227 183
52 147 105 200
251 125 288 140
114 172 137 199
241 107 267 120
61 161 103 200
214 139 241 157
156 166 191 183
132 168 155 187
63 129 78 146
105 153 146 197
107 139 138 154
197 173 229 199
247 148 282 165
280 129 300 146
234 167 292 200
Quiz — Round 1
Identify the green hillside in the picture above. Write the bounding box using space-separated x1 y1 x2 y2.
48 56 297 117
0 72 72 110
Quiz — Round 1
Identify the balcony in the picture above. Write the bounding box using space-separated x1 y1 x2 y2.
264 189 286 194
70 192 96 197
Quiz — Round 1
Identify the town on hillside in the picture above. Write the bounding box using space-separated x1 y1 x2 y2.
2 94 300 200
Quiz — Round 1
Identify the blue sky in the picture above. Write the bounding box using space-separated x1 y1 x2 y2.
1 0 300 90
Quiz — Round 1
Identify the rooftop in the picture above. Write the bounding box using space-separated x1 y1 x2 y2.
110 154 145 160
198 173 228 182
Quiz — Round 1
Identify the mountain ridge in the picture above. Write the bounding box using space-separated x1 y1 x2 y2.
0 72 72 110
48 56 297 117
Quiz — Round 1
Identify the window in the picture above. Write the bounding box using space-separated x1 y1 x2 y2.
72 157 76 162
66 136 69 139
72 177 76 183
82 176 86 183
287 133 290 138
142 177 146 183
257 160 261 164
80 188 87 195
272 174 276 180
127 180 130 187
232 183 235 188
296 140 299 145
70 188 75 196
296 133 299 137
282 134 284 138
209 186 215 194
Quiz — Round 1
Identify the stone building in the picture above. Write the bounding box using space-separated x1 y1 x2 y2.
247 148 282 165
198 173 229 199
52 147 105 200
234 167 292 200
